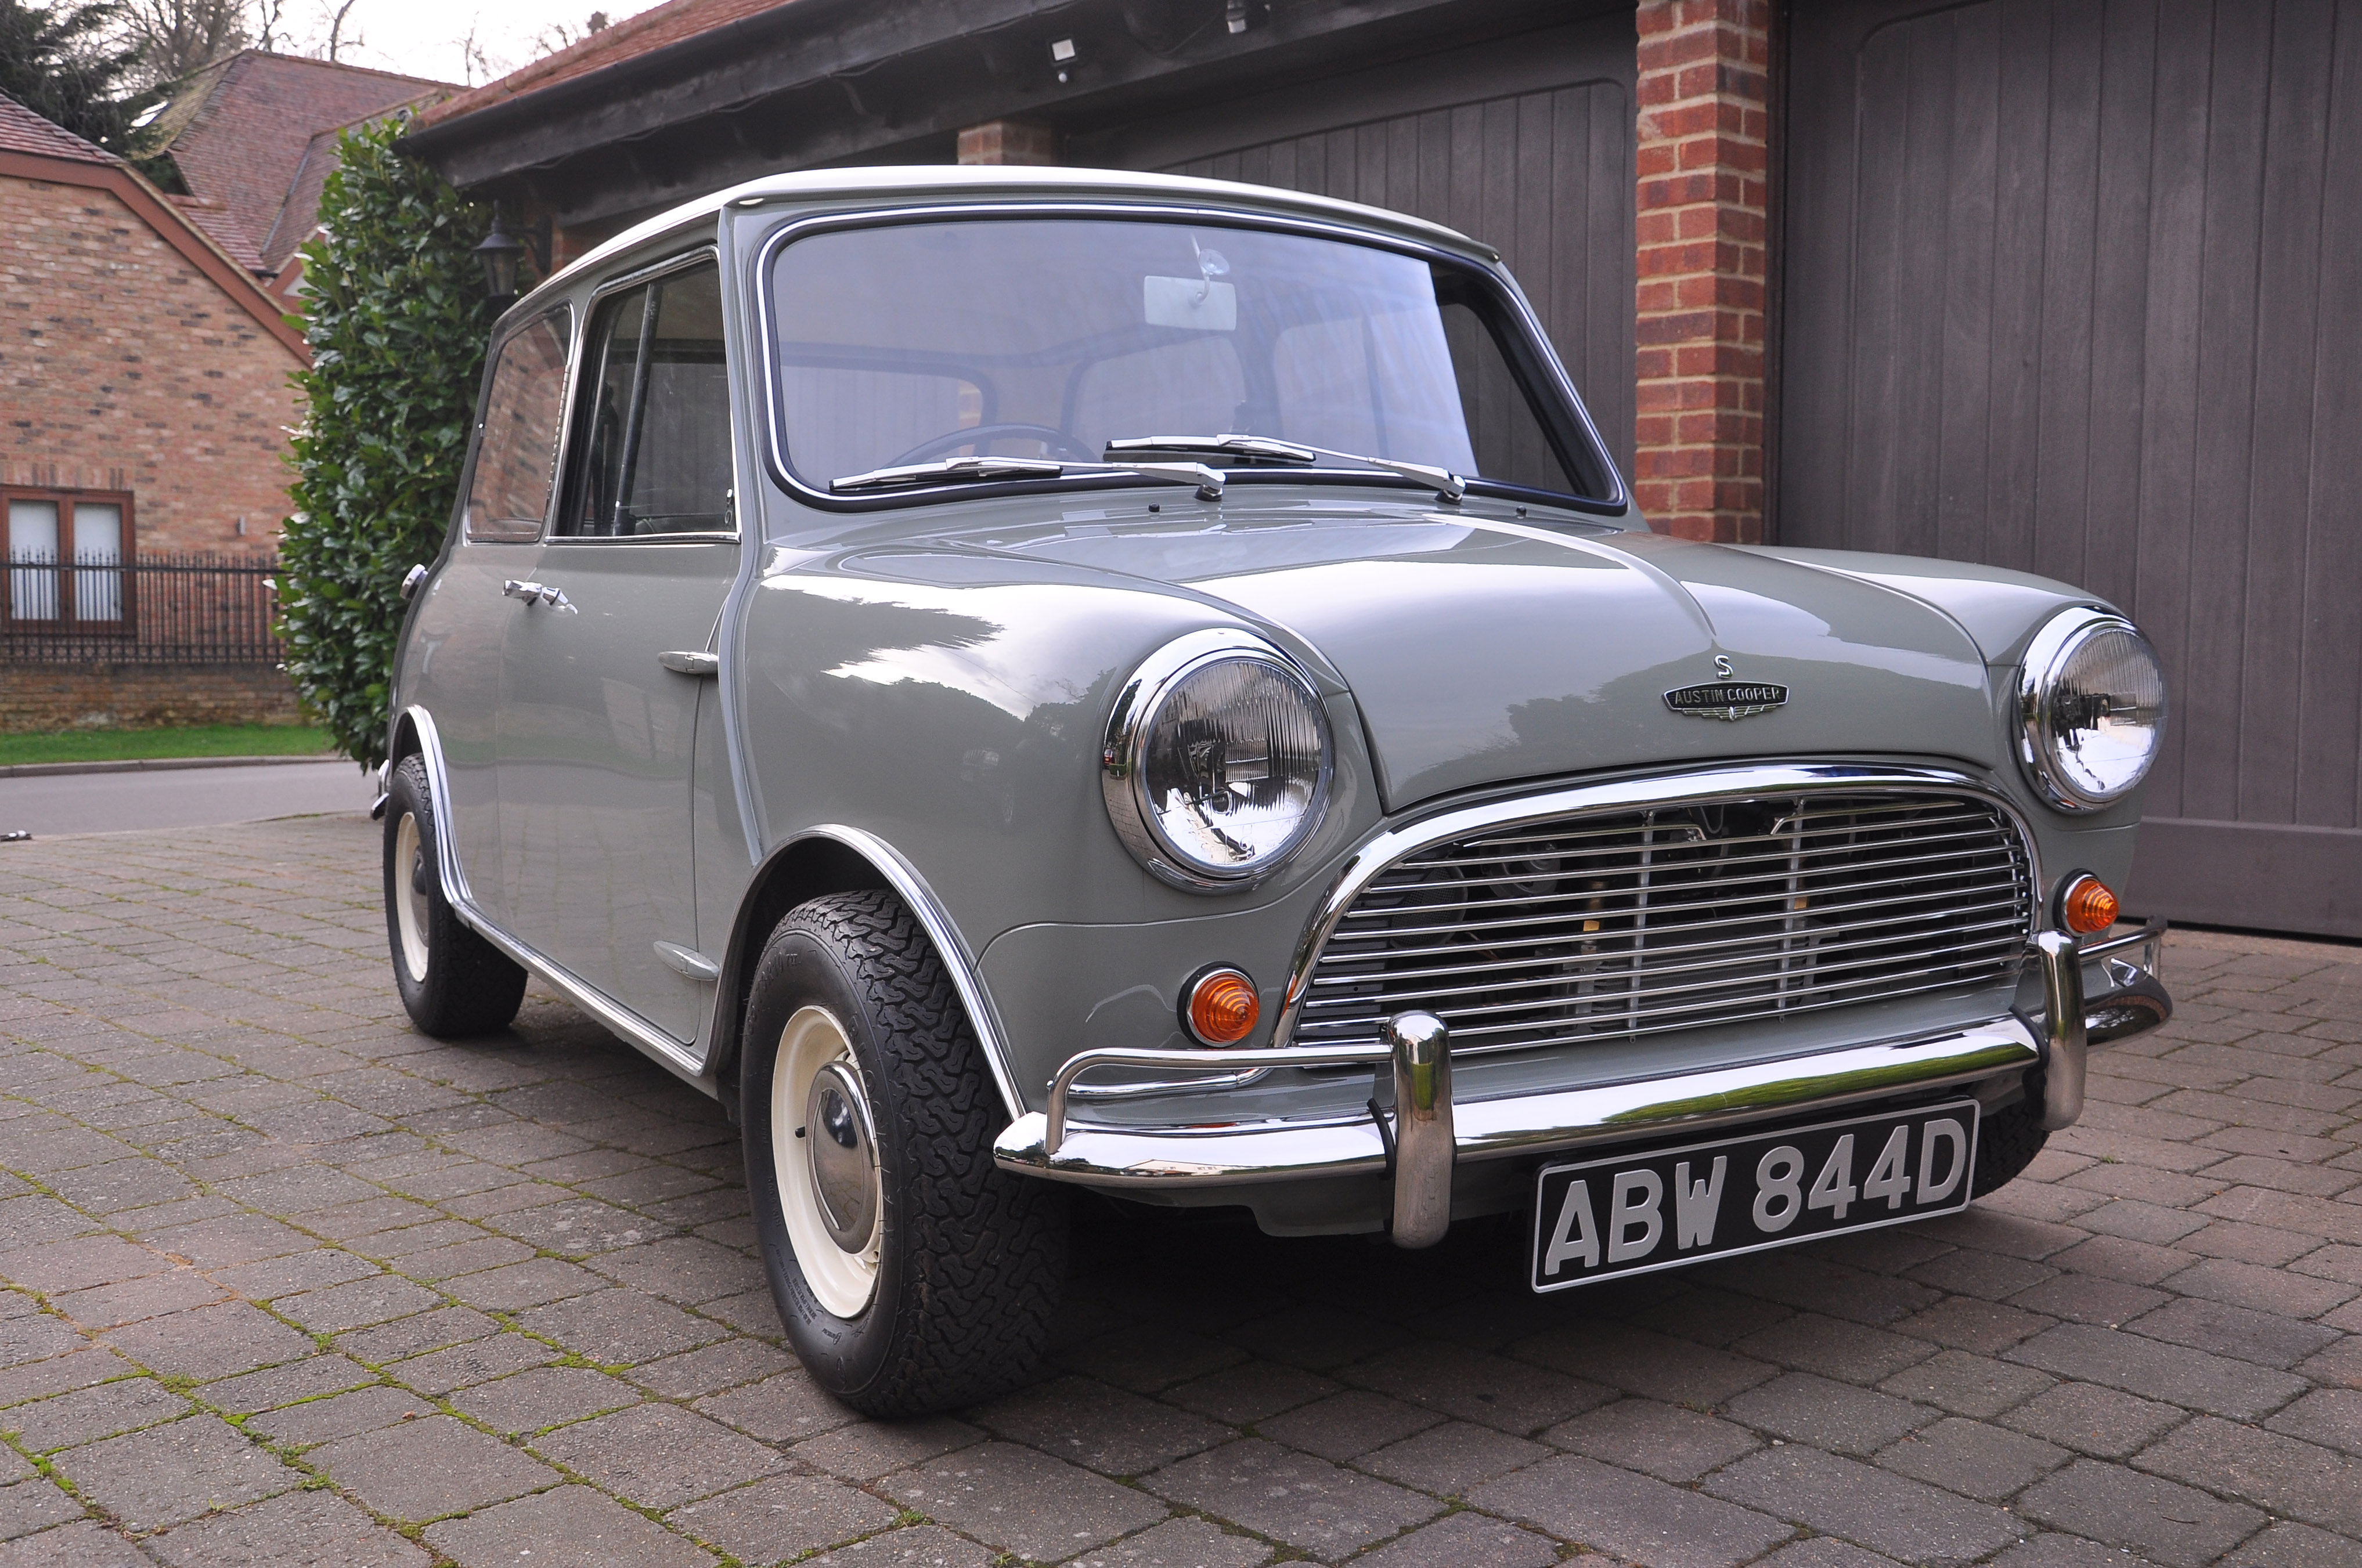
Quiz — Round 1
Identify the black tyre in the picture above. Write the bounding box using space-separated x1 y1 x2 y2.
742 888 1067 1416
1972 1094 2050 1198
383 754 527 1038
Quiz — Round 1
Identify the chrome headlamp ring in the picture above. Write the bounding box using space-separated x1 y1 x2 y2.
1101 627 1334 893
2015 608 2156 813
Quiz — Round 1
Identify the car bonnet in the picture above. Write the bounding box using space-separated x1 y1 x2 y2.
863 505 2000 814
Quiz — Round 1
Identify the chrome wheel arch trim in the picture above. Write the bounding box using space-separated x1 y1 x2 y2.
781 826 1029 1123
1272 761 2046 1050
391 704 713 1091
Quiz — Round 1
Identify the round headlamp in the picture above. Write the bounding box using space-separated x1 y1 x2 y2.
2017 609 2168 812
1102 630 1333 891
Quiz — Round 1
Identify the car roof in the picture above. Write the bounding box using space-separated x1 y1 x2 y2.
511 164 1500 319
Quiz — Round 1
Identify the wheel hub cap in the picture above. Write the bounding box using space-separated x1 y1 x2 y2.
805 1061 877 1252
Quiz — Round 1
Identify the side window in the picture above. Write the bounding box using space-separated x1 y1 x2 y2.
558 260 734 537
465 307 572 543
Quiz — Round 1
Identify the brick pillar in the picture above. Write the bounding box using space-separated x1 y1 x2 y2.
956 119 1059 165
1633 1 1771 543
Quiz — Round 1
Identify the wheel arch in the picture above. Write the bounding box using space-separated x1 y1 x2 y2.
712 826 1026 1127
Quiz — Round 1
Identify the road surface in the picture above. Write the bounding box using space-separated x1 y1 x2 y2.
0 758 372 839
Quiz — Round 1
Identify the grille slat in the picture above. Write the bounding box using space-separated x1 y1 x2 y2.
1316 883 2026 977
1420 814 1998 875
1302 928 2026 1025
1292 789 2033 1058
1326 862 2025 946
1301 915 2029 1011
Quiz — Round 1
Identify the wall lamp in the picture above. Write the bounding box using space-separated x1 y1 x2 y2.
474 201 552 302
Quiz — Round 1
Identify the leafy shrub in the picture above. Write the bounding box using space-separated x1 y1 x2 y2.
281 114 496 771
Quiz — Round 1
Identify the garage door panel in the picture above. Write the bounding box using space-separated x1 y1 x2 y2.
1782 0 2362 935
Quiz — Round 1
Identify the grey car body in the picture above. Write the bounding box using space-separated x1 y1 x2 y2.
386 165 2168 1256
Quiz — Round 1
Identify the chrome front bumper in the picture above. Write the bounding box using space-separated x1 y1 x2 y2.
993 920 2171 1242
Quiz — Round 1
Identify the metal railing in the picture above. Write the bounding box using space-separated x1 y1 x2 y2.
1 553 283 664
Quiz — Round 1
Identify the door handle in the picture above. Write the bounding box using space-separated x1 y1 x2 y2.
657 650 719 677
502 579 575 612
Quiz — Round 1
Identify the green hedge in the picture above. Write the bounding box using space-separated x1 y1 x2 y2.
280 115 496 772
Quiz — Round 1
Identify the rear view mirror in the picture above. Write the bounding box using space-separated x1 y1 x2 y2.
1144 276 1237 331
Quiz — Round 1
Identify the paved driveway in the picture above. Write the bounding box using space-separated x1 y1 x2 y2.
0 815 2356 1568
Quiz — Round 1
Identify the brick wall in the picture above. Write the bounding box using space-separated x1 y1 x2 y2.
957 120 1059 165
1633 0 1771 544
0 663 302 734
0 174 304 555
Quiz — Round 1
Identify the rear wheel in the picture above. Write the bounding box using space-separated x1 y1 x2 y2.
742 888 1066 1415
383 755 527 1038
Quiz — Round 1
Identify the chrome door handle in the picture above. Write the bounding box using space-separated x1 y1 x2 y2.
657 650 719 677
502 579 575 612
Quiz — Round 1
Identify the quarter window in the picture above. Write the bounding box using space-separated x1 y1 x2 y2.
465 306 573 544
558 260 734 537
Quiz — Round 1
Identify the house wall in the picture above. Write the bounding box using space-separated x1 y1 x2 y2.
0 664 302 734
0 172 304 555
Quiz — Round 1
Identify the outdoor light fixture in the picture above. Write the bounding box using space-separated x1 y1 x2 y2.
1050 36 1077 82
474 201 551 303
1225 0 1254 34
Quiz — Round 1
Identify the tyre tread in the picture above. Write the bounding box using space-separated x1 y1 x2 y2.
775 888 1064 1413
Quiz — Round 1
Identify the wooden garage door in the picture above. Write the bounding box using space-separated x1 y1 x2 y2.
1075 6 1639 479
1778 0 2362 938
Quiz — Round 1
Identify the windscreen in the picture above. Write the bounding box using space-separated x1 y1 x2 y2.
767 216 1610 501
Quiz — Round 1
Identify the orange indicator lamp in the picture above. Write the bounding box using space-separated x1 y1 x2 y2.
1185 967 1261 1046
2060 875 2119 936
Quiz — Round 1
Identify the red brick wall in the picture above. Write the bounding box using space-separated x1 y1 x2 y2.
0 663 302 734
957 120 1059 166
1633 0 1770 544
0 174 304 555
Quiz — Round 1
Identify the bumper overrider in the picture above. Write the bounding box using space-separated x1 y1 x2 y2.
992 919 2170 1247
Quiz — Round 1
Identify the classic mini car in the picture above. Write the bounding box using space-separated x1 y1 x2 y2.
381 166 2172 1415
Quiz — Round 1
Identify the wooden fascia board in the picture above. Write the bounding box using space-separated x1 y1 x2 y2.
0 148 311 361
402 0 1497 194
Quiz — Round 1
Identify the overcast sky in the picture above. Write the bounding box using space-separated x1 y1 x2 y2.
282 0 661 89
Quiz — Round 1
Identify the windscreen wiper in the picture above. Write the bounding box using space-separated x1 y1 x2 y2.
1104 433 1466 503
832 454 1225 499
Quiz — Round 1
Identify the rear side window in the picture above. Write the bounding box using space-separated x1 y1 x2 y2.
557 259 734 537
464 306 572 543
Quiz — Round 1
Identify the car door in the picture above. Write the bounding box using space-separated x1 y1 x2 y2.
415 304 574 927
495 254 738 1044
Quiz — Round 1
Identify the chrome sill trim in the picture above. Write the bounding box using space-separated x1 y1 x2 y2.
1275 763 2043 1049
993 1016 2039 1187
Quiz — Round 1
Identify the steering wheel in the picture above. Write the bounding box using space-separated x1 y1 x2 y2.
889 422 1097 466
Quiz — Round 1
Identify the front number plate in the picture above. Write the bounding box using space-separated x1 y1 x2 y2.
1530 1100 1981 1293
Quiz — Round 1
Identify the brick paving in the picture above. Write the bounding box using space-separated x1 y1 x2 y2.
1 814 2358 1567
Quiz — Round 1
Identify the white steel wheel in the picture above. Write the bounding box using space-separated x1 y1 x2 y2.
392 810 431 984
770 1005 882 1317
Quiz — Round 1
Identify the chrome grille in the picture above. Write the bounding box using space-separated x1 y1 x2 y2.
1292 790 2033 1057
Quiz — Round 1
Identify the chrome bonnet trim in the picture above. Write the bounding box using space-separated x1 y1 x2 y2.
994 1014 2040 1187
1274 763 2044 1049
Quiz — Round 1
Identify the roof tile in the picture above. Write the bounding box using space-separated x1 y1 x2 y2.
419 0 794 128
157 50 451 271
0 93 117 164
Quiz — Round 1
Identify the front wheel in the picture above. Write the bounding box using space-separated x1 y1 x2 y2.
383 754 527 1038
743 889 1066 1415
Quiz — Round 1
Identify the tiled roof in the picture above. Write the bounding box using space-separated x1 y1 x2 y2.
155 50 451 271
0 93 118 164
419 0 795 128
